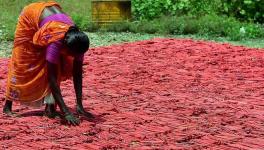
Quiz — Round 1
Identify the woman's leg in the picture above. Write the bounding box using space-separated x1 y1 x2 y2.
3 100 19 117
45 104 59 118
44 93 59 118
3 100 12 114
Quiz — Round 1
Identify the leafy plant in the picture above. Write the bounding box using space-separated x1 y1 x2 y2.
221 0 264 23
133 0 264 23
133 0 192 20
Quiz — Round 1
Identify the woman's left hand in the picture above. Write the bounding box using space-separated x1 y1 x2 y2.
76 105 94 119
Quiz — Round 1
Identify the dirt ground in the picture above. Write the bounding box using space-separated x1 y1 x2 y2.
0 38 264 149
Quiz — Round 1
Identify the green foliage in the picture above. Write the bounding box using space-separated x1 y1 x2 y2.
106 22 131 32
133 0 191 20
0 0 263 44
105 14 264 41
71 13 89 31
222 0 264 23
133 0 264 23
132 0 223 20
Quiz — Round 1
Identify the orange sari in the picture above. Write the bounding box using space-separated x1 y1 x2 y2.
6 2 73 105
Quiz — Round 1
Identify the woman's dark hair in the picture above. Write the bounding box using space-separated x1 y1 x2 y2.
64 26 90 54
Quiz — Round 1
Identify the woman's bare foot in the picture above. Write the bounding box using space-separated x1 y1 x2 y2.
44 104 60 118
3 100 20 117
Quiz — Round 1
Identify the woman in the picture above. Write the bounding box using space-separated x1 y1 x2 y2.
3 1 93 125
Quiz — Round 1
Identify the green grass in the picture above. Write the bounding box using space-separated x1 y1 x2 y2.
0 0 91 40
228 38 264 48
89 32 264 49
88 32 159 47
168 34 264 48
1 32 263 58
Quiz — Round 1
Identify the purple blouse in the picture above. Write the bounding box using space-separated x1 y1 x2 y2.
40 14 84 64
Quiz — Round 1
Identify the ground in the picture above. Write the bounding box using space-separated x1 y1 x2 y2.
0 38 264 149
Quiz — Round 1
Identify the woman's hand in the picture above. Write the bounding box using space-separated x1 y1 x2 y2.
73 60 94 120
76 105 94 119
48 62 79 125
64 112 80 126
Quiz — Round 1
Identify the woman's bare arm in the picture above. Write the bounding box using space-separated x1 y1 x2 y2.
47 61 79 125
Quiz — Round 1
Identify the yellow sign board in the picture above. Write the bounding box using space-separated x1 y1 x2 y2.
92 0 131 26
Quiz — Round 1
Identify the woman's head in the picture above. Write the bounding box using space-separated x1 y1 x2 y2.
64 26 89 55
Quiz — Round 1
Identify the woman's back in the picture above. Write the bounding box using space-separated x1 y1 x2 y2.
40 6 64 22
